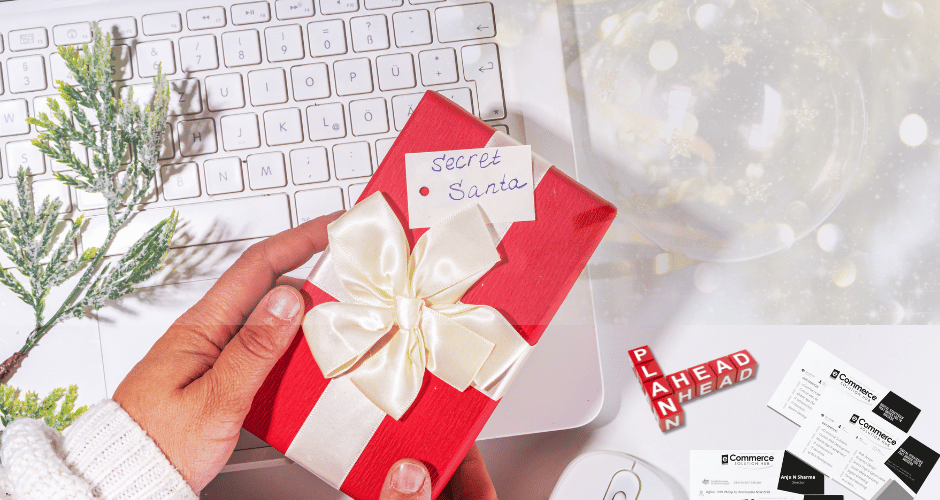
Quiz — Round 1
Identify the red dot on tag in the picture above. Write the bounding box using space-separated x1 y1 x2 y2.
419 187 430 196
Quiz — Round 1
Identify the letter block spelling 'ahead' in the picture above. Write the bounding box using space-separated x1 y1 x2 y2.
628 346 655 367
651 394 684 432
709 356 738 390
666 370 696 403
729 349 757 383
689 363 717 397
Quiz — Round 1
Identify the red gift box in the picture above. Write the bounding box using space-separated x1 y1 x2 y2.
244 91 616 499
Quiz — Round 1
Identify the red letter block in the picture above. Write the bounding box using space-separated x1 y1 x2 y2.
634 359 664 384
729 349 757 383
689 363 717 397
643 377 674 403
666 370 696 403
651 394 684 432
628 345 655 366
709 356 738 390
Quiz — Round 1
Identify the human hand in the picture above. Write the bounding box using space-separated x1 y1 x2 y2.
380 444 498 500
112 212 341 493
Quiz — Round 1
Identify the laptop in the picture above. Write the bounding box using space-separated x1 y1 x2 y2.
0 0 603 474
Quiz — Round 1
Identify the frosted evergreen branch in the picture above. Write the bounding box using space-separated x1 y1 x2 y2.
0 24 174 380
0 384 88 451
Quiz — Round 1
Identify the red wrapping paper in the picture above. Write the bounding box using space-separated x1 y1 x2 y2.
244 91 616 499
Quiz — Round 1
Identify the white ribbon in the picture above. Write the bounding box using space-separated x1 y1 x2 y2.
302 192 530 420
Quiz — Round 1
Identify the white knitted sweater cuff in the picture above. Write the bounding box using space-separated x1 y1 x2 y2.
2 399 198 500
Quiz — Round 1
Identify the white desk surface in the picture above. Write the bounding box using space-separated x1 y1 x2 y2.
206 1 940 498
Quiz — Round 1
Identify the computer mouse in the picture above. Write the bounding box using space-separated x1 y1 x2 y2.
549 451 674 500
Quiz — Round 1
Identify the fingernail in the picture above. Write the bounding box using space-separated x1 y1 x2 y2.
266 288 301 319
390 462 426 494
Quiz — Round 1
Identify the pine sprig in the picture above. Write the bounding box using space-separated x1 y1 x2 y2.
0 384 88 449
0 24 176 379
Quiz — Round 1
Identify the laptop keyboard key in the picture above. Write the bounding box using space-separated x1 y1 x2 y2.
295 186 344 224
6 140 45 176
178 118 219 156
307 103 346 141
308 19 347 57
142 12 183 36
392 10 432 47
350 15 389 52
290 147 330 185
180 35 220 72
264 108 304 146
391 92 421 131
291 63 331 100
222 30 263 67
53 22 93 46
418 48 457 86
376 53 415 90
333 141 372 180
437 87 473 115
265 25 305 62
276 0 315 20
161 162 202 201
366 0 402 8
320 0 359 16
0 99 30 136
248 68 289 105
334 58 373 95
349 98 388 136
232 2 273 25
220 113 261 151
9 28 48 51
462 43 505 120
138 40 177 77
435 3 495 43
247 152 288 190
82 195 293 256
187 7 228 30
110 45 134 81
99 17 138 39
8 55 47 93
204 157 245 195
206 73 246 111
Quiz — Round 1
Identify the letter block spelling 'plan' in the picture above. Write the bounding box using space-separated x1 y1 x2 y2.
708 356 738 390
666 370 696 403
634 359 664 385
651 394 684 432
628 345 655 367
729 349 757 383
689 363 717 397
642 377 674 404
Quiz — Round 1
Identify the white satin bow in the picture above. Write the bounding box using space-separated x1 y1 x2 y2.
302 193 530 420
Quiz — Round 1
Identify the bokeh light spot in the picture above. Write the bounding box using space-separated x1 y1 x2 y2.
649 40 678 71
899 113 927 147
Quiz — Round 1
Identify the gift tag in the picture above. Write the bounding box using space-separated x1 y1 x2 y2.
405 145 535 228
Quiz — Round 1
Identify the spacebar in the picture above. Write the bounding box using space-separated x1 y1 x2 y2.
81 194 292 257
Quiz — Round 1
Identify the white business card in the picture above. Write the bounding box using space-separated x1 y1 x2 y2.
787 387 908 500
404 145 535 228
690 450 802 500
767 341 889 426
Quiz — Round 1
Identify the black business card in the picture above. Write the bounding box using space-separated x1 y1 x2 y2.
802 496 843 500
778 450 825 495
884 436 939 493
873 391 921 432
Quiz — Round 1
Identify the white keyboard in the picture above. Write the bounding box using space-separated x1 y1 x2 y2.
0 0 515 270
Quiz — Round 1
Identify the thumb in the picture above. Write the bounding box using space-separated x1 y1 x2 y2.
380 460 432 500
197 286 304 414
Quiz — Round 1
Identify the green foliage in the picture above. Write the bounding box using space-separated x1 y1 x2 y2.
0 384 88 448
0 24 177 356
